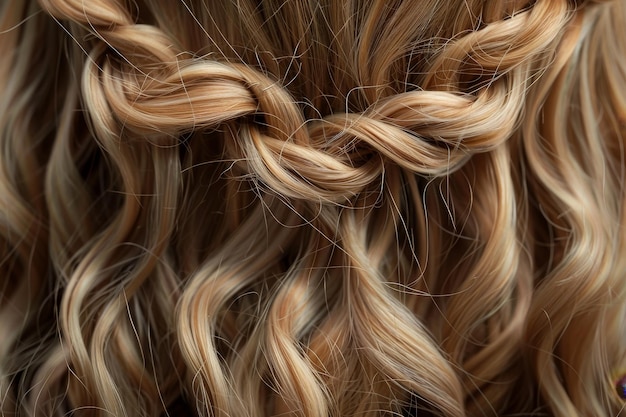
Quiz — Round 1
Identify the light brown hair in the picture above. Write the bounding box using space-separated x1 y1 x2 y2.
1 0 625 416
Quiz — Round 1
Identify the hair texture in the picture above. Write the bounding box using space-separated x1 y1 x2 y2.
1 0 626 416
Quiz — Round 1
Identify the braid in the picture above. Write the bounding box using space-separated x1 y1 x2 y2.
0 0 624 416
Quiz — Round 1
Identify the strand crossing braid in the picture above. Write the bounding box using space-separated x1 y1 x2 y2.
1 0 626 416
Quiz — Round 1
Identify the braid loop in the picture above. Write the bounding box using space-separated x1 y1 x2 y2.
0 0 622 416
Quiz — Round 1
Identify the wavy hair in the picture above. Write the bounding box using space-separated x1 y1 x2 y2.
1 0 625 416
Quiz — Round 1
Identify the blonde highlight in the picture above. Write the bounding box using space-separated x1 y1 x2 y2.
1 0 625 416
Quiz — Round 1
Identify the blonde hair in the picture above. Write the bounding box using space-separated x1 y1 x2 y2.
1 0 625 415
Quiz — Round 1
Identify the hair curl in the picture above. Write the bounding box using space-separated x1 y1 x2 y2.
1 0 625 416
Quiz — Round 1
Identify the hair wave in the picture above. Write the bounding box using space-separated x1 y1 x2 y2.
1 0 625 416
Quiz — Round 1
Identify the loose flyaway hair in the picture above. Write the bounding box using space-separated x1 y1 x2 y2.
1 0 625 416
